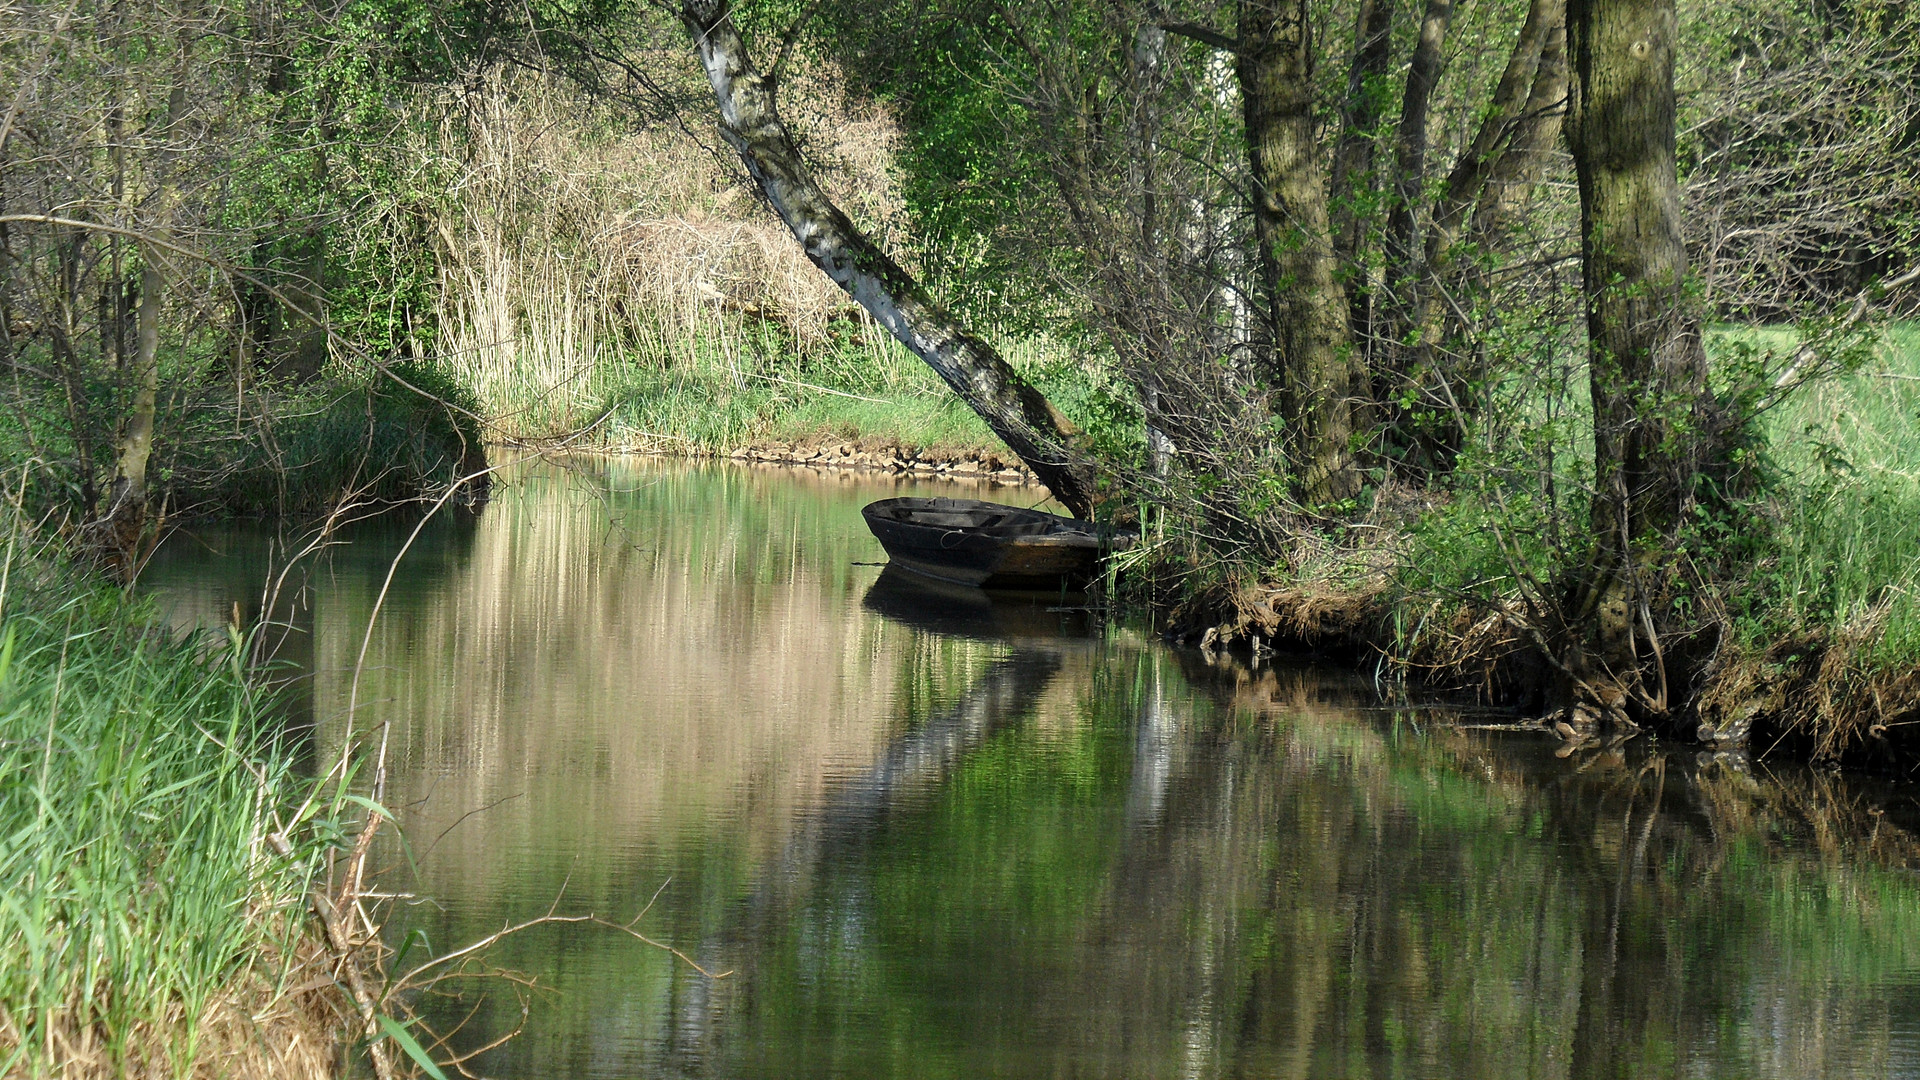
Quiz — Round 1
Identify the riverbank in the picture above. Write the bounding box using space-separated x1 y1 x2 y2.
582 324 1920 773
512 327 1920 772
1159 325 1920 771
718 436 1035 483
0 545 353 1077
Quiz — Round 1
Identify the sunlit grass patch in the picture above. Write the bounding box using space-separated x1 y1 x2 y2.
1724 322 1920 663
588 323 1127 459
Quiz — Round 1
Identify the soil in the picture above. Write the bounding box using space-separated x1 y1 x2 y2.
718 436 1041 484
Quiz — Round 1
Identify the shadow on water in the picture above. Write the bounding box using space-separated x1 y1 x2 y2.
140 506 483 773
860 565 1097 643
139 457 1920 1080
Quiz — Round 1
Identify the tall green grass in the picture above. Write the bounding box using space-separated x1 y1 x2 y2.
576 318 1136 458
0 560 337 1075
1726 323 1920 661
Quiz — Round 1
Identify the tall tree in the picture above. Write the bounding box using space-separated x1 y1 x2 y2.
1238 0 1361 505
1563 0 1714 721
1330 0 1396 352
1381 0 1453 298
1395 0 1568 471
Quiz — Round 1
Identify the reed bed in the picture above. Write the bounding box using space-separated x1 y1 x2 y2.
428 63 928 445
0 556 345 1078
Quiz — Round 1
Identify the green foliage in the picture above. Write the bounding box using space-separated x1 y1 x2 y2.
590 319 1138 462
177 362 484 516
1723 323 1920 662
815 0 1105 327
227 0 456 362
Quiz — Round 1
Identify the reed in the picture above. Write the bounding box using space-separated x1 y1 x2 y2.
417 64 1129 458
0 548 346 1078
426 64 915 443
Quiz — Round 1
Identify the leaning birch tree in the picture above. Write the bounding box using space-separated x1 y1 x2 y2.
677 0 1100 517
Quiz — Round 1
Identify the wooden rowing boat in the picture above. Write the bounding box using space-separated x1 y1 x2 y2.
860 497 1128 589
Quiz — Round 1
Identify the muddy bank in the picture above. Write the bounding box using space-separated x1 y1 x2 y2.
1166 580 1920 774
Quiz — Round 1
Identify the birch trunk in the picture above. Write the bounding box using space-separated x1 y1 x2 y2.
679 0 1098 517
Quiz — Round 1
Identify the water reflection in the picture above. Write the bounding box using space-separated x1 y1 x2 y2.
141 458 1920 1079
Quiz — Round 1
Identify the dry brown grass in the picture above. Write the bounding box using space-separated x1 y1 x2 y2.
425 61 911 439
1698 625 1920 763
0 925 351 1080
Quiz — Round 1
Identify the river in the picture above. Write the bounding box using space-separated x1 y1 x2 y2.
144 457 1920 1079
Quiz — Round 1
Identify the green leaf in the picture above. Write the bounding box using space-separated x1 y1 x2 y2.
376 1014 448 1080
345 795 395 820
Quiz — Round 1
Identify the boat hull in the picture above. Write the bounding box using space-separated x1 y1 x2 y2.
861 498 1119 590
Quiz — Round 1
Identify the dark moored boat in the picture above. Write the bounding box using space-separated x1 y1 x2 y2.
861 497 1128 589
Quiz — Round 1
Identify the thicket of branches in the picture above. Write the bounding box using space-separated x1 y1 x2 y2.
0 0 478 568
655 0 1920 739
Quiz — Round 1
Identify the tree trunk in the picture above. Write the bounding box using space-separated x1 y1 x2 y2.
1372 0 1452 471
1128 20 1176 476
1421 0 1564 289
1238 0 1361 505
1564 0 1712 717
1471 15 1569 248
678 0 1098 517
1330 0 1396 357
1382 0 1453 305
106 255 162 545
1397 0 1566 470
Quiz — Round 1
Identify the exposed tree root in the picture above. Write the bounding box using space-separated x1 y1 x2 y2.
1169 580 1549 708
1170 579 1920 771
1698 627 1920 768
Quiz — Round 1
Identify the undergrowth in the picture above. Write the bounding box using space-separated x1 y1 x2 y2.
1736 323 1920 666
1171 322 1920 760
0 544 350 1076
169 361 486 517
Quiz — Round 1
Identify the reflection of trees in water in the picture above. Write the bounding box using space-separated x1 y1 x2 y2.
1083 658 1920 1079
152 470 1920 1078
658 647 1065 1071
304 461 1001 900
689 650 1920 1079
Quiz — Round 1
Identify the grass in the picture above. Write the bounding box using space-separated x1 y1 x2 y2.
469 307 1138 461
1393 320 1920 657
0 549 346 1077
595 330 996 453
178 361 486 517
1225 319 1920 755
1733 322 1920 664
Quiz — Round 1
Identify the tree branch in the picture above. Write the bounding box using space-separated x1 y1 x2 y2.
1160 21 1239 53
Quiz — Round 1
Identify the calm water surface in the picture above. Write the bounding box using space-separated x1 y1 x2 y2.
146 458 1920 1079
